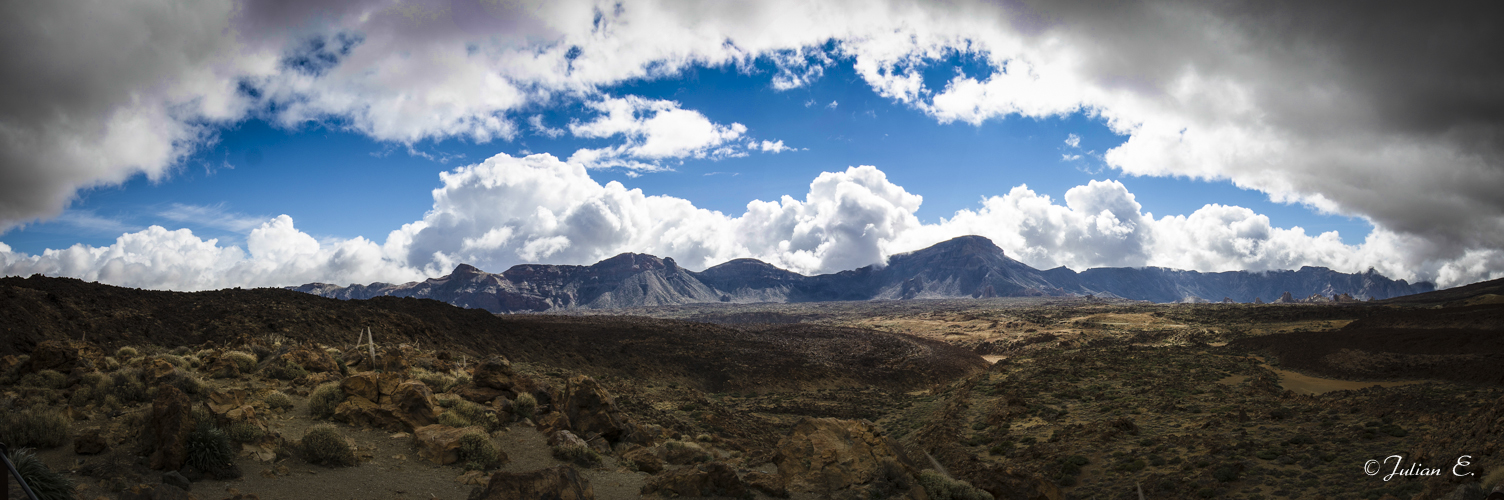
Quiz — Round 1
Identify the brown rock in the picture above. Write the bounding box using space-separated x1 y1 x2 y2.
472 356 515 390
414 424 485 465
294 371 342 388
147 358 178 384
380 346 412 374
558 376 627 442
202 357 240 379
340 371 403 403
457 470 490 486
74 428 109 455
206 389 248 414
663 441 713 465
622 447 664 474
640 462 748 498
744 471 789 498
333 398 405 432
391 380 441 429
145 386 194 471
773 417 922 497
281 348 339 374
470 466 594 500
18 340 80 374
548 430 589 449
454 383 510 405
535 412 572 437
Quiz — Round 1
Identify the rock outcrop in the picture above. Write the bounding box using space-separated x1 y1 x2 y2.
470 466 594 500
144 386 193 471
773 417 927 499
639 462 748 498
414 425 488 465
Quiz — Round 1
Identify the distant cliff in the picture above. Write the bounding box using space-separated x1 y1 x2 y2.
290 235 1434 312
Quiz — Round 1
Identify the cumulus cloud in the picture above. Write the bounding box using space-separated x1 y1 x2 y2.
2 0 1501 286
8 157 1500 292
565 96 749 170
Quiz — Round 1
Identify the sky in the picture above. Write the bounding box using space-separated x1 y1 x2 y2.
1 0 1501 292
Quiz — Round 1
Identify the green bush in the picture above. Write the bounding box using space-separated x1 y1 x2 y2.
100 356 121 372
439 412 473 428
512 393 537 420
185 420 235 471
225 351 258 373
918 470 994 500
308 382 346 420
224 420 266 443
446 400 499 431
302 424 356 467
1256 449 1280 460
266 361 308 380
416 370 459 393
18 369 68 390
551 443 601 467
458 431 503 471
116 346 139 360
0 408 70 449
264 391 294 411
6 447 74 500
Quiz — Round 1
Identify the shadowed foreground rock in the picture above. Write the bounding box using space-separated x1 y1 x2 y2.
640 461 749 498
774 417 928 499
144 386 193 471
469 466 594 500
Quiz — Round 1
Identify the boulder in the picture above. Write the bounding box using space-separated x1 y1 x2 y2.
534 412 571 437
640 462 748 498
202 356 240 379
621 447 664 474
379 346 411 374
454 383 510 405
390 381 441 429
773 417 924 497
145 386 194 471
663 441 713 465
472 356 515 390
281 348 339 374
744 471 789 498
558 376 628 442
147 358 178 384
548 430 589 449
340 372 402 404
74 428 108 455
414 425 486 465
469 466 594 500
18 340 80 374
333 398 406 432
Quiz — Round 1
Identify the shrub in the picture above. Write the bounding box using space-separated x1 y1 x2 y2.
416 370 459 393
1213 465 1239 482
264 391 294 411
266 361 307 381
917 470 994 500
308 382 346 419
224 420 266 443
447 400 499 432
0 408 70 448
225 351 258 373
552 442 601 467
6 447 74 500
302 424 356 467
167 372 207 396
185 420 235 471
156 354 187 368
110 367 150 403
100 356 121 372
458 431 503 471
18 369 67 390
439 412 472 428
434 393 462 408
116 346 139 359
512 393 537 420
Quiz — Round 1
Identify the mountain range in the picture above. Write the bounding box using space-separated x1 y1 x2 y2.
290 235 1434 312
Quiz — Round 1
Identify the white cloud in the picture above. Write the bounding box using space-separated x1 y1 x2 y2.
827 100 839 109
158 203 267 233
3 0 1500 286
566 96 748 170
1061 154 1082 161
5 157 1502 291
528 115 565 139
1065 133 1081 148
756 140 793 153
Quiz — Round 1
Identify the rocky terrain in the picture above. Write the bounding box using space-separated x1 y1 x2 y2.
3 274 1501 500
290 236 1434 313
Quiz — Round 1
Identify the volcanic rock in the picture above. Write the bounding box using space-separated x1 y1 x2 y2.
558 375 628 442
144 386 193 471
621 447 664 474
390 380 441 429
472 356 516 390
773 417 923 497
639 462 748 498
414 425 486 465
469 466 594 500
74 428 108 455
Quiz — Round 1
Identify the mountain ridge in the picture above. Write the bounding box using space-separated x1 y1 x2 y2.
290 235 1435 312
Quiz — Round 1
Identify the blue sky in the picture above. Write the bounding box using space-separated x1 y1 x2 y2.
1 1 1498 290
